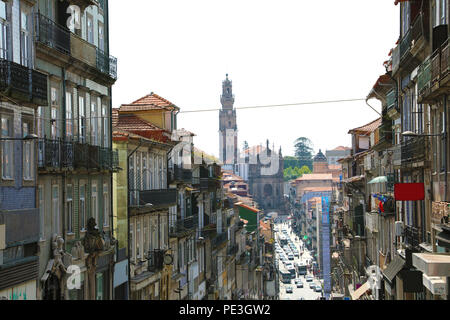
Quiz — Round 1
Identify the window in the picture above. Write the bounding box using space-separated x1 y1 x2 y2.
91 100 97 145
136 152 142 191
66 90 73 139
92 182 98 224
52 185 60 235
149 153 153 189
37 107 44 138
130 222 134 261
51 87 59 139
102 103 108 147
401 2 410 37
20 9 30 67
144 218 149 256
0 1 9 59
79 95 86 143
143 154 148 190
79 184 86 231
129 154 136 205
137 220 141 260
22 121 33 180
103 183 109 227
1 115 13 179
159 156 163 188
87 14 94 44
39 185 45 240
66 185 73 233
95 273 103 300
98 22 104 51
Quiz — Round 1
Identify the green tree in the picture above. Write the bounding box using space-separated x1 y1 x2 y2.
294 137 314 170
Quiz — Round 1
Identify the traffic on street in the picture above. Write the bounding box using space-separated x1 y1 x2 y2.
274 219 323 300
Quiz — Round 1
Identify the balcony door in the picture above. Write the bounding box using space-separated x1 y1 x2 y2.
20 9 31 68
0 1 10 60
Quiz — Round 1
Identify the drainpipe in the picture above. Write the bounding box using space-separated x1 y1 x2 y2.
127 138 143 299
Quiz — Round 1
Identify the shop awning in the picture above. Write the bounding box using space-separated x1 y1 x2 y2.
351 282 370 300
368 176 388 184
382 255 405 283
394 183 425 201
412 253 450 277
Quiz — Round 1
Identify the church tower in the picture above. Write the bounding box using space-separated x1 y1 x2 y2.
219 74 238 168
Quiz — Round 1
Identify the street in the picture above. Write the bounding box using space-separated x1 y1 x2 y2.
275 220 323 300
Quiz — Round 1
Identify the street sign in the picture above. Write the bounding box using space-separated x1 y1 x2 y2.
344 297 350 300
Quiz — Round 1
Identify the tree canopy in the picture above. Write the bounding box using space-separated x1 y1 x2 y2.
283 165 311 181
294 137 314 170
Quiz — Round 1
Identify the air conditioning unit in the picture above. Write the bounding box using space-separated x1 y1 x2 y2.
395 221 404 237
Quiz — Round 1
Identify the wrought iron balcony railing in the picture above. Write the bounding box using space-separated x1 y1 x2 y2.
401 135 426 164
169 214 198 236
131 188 177 208
169 165 193 184
96 48 117 80
35 13 71 55
404 225 421 250
0 59 48 106
400 28 412 61
38 138 117 171
386 88 397 111
417 57 431 96
35 13 117 81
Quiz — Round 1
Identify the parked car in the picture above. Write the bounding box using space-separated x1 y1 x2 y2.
309 282 316 289
315 285 322 292
288 254 294 260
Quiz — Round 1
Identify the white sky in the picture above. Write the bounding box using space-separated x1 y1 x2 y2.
110 0 399 158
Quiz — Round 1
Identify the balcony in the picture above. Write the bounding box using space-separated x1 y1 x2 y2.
134 188 177 209
404 225 421 251
400 28 412 62
169 165 193 184
147 249 164 273
169 214 198 237
35 13 71 55
410 13 427 59
0 59 48 106
97 48 118 80
386 89 397 112
417 57 431 98
392 45 400 75
372 121 393 151
38 139 118 171
35 13 117 82
401 136 426 165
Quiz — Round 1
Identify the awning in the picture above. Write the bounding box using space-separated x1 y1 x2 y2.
382 255 405 283
412 253 450 277
351 282 370 300
394 183 425 201
368 176 388 184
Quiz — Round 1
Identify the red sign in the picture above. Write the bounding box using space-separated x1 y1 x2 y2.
394 183 425 201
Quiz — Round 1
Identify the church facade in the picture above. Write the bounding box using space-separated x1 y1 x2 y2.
218 74 286 214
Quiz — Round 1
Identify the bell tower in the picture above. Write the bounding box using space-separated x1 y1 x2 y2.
219 74 238 168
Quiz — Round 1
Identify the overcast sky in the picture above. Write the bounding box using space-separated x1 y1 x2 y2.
110 0 399 158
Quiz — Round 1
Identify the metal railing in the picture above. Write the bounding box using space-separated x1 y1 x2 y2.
404 225 421 250
35 13 71 55
0 59 48 105
401 136 426 164
38 138 117 171
169 165 193 184
386 88 397 111
411 13 425 44
131 188 177 208
417 57 431 96
212 232 228 247
96 48 117 80
400 28 412 61
431 48 441 84
169 214 198 236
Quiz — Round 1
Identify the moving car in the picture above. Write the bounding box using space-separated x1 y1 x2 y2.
288 254 294 260
305 275 313 282
285 286 293 294
295 279 303 288
309 282 316 289
315 285 322 292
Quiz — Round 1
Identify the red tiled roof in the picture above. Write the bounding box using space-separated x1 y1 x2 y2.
119 92 179 112
332 146 351 151
348 118 381 135
112 111 171 143
295 173 333 181
328 164 342 171
303 186 332 192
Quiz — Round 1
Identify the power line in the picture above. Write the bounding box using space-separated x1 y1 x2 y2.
179 98 368 114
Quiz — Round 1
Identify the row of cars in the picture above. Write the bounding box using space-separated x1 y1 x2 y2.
285 274 323 294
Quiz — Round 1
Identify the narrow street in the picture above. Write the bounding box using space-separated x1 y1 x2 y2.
275 220 322 300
